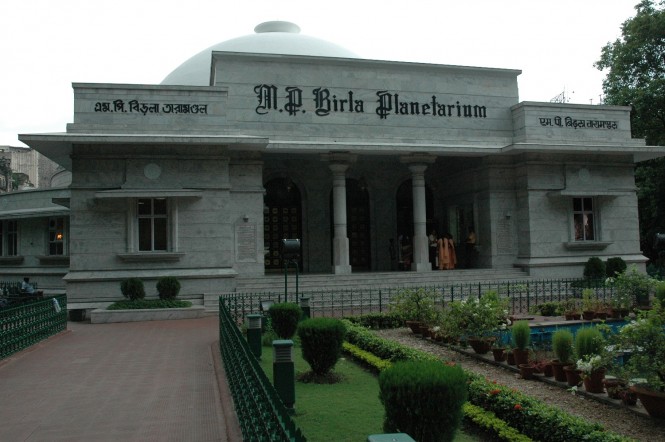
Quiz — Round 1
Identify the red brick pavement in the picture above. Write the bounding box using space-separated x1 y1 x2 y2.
0 316 241 441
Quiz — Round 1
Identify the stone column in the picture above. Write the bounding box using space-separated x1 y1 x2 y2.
402 154 436 272
329 162 352 274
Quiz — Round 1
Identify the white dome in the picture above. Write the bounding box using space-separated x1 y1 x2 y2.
161 21 359 86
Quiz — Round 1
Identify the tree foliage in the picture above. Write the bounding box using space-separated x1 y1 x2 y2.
595 0 665 262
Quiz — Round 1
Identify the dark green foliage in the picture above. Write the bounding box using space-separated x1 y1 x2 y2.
511 320 530 350
297 318 346 376
120 278 145 300
344 312 405 329
552 329 574 363
656 281 665 304
379 360 467 442
532 302 562 316
268 302 303 339
583 257 606 280
606 257 627 278
156 276 181 300
107 299 191 310
574 327 605 360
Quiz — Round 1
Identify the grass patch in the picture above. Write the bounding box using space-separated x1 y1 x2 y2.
259 341 481 442
107 299 192 310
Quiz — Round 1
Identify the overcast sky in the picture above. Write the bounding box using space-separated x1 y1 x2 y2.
0 0 638 147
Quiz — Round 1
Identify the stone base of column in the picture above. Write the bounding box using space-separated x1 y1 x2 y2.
411 262 433 272
333 265 352 274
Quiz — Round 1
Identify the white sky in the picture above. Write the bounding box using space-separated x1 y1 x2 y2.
0 0 638 147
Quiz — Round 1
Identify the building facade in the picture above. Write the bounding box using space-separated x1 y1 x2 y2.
2 22 663 309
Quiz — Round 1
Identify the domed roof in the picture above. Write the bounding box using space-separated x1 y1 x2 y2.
161 21 359 86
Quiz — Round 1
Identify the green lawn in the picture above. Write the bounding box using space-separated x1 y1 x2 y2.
258 342 480 442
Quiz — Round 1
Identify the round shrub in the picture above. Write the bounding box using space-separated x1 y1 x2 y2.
552 329 574 363
605 257 627 278
583 257 606 281
655 281 665 305
511 320 531 350
156 276 181 300
379 360 467 442
297 318 346 376
120 278 145 301
268 302 303 339
574 327 604 361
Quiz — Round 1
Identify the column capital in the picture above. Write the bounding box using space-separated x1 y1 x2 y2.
321 152 357 165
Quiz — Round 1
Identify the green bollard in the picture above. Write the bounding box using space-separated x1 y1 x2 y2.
246 314 262 360
273 339 295 412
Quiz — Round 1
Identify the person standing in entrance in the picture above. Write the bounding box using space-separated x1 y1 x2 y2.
428 229 438 270
438 233 456 270
465 227 477 268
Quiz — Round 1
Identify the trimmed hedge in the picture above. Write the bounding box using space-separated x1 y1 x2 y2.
156 276 181 300
583 257 606 280
107 299 192 310
297 318 346 375
120 278 146 300
344 312 405 329
268 302 302 339
462 403 533 442
379 360 467 442
342 320 632 442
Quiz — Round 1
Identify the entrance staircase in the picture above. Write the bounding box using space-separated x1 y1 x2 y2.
204 267 532 312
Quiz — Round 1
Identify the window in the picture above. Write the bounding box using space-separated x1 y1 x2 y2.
1 220 18 256
137 198 168 251
48 217 66 255
573 197 595 241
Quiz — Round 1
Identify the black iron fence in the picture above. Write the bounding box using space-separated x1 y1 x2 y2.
0 295 67 359
222 278 617 322
218 298 306 442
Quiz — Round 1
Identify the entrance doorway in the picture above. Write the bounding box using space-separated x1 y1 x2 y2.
329 179 371 271
264 178 302 271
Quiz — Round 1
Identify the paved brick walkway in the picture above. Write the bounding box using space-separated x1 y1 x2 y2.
0 316 241 441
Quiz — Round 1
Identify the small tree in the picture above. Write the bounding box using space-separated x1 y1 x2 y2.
268 302 302 339
297 318 346 378
379 360 467 442
156 276 181 300
120 278 145 301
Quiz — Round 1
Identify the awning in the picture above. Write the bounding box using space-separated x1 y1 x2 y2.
0 207 69 220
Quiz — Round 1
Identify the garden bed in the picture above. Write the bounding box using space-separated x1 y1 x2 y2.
90 306 206 323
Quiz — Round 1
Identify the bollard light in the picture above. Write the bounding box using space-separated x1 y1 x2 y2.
367 433 416 442
300 297 310 319
246 314 262 360
273 339 295 412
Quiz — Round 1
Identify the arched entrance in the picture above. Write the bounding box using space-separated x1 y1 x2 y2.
329 178 371 271
264 178 302 271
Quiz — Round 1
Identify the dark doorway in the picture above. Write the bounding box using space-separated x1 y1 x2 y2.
329 179 371 271
264 178 302 271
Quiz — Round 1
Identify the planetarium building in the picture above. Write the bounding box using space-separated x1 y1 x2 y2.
3 21 663 310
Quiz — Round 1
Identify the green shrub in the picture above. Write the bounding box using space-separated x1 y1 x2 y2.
344 312 405 329
574 327 604 361
531 302 561 317
379 360 467 442
120 278 145 300
511 320 531 350
342 342 393 373
583 257 606 280
156 276 181 300
552 329 574 363
605 257 627 278
107 299 191 310
462 403 533 442
656 281 665 305
297 318 346 376
268 302 303 339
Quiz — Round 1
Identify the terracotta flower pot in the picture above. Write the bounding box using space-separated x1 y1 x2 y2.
506 350 516 366
551 360 569 382
519 364 537 380
563 365 582 387
620 389 638 406
512 348 529 366
582 368 606 394
582 311 595 321
468 337 493 355
631 385 665 418
491 347 506 362
405 321 423 334
542 363 554 377
603 379 627 399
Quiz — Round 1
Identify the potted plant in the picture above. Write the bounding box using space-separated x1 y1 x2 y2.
456 291 509 354
574 326 607 393
390 288 438 334
581 289 597 320
611 265 657 308
511 320 531 366
551 329 574 382
617 300 665 418
563 299 580 321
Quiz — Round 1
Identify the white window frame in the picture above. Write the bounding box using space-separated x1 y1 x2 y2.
47 217 67 256
128 198 178 253
572 197 597 242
